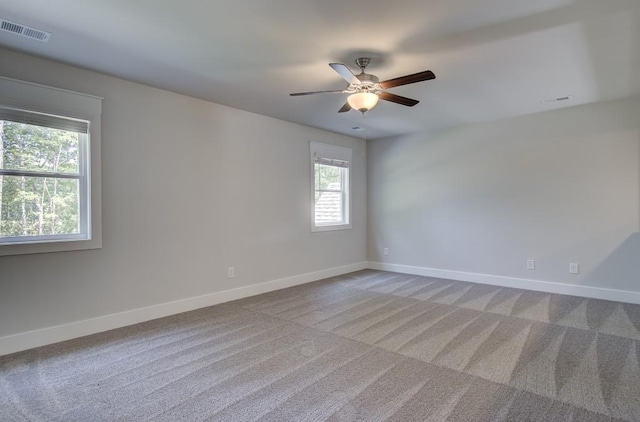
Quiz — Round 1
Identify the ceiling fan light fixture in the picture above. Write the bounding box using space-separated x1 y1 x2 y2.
347 92 379 113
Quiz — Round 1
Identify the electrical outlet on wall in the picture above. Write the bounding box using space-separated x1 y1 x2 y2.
383 248 389 256
227 267 235 278
527 259 535 270
569 263 579 274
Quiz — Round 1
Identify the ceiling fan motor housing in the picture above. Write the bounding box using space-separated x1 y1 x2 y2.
351 73 382 96
356 73 379 84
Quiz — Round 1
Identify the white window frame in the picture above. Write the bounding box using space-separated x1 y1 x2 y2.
310 141 352 232
0 76 102 256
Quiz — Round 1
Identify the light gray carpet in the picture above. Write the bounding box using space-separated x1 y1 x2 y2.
2 270 640 421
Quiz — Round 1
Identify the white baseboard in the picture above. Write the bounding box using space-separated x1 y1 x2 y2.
368 262 640 305
0 262 368 357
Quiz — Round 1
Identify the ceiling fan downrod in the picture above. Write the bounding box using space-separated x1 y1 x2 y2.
355 57 371 73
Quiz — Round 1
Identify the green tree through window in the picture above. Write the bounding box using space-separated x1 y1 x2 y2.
0 120 81 238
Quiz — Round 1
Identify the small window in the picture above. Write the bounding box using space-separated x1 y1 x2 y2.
310 141 352 232
0 76 102 255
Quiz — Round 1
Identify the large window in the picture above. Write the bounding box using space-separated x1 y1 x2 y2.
0 77 102 255
310 141 352 232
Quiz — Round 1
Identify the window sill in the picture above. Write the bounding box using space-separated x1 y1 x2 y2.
0 237 101 256
312 223 352 233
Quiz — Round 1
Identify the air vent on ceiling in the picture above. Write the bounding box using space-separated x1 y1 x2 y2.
0 18 50 42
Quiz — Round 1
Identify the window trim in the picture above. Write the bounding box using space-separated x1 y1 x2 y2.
310 141 352 232
0 76 102 256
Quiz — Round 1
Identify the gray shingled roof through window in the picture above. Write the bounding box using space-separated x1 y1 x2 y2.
315 182 343 224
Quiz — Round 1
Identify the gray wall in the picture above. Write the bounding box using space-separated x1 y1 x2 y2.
0 48 366 337
368 97 640 292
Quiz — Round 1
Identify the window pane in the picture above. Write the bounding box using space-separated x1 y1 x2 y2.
315 163 342 191
314 163 346 225
0 175 80 237
0 121 80 174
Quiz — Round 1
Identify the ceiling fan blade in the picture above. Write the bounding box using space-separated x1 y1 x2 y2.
380 70 435 89
338 102 351 113
290 89 345 96
379 92 419 107
329 63 360 85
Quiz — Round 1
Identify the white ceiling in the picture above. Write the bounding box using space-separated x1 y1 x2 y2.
0 0 638 139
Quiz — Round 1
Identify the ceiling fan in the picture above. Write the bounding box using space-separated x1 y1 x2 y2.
290 57 436 114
